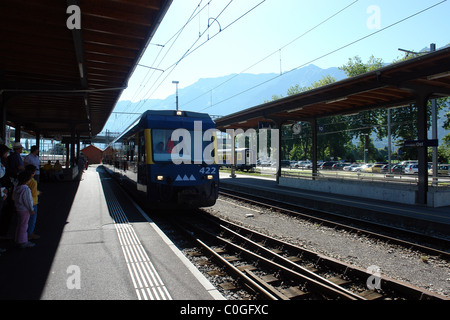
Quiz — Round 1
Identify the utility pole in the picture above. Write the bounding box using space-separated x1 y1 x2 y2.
361 133 369 163
398 43 438 181
387 108 392 172
430 43 438 182
172 81 179 111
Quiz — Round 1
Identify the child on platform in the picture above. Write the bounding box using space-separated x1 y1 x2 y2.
13 171 35 248
25 164 41 240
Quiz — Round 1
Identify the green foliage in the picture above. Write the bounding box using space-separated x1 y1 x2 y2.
271 53 450 163
339 55 384 77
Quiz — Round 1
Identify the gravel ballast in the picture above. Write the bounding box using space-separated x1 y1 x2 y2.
203 196 450 298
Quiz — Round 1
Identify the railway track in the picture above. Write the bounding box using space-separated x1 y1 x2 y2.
219 187 450 260
171 211 448 300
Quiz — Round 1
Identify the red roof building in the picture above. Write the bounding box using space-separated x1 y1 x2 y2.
81 145 103 164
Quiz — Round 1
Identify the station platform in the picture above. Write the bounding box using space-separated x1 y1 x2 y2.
219 172 450 236
0 165 224 300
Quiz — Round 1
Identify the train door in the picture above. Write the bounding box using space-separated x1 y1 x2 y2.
137 130 148 192
245 149 251 166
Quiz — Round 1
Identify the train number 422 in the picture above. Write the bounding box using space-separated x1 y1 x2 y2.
199 167 216 174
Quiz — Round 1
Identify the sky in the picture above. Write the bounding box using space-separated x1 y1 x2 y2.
116 0 450 114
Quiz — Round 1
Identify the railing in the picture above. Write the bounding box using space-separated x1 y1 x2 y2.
280 168 450 188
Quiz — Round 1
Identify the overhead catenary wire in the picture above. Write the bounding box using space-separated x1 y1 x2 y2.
112 0 268 134
199 0 447 112
113 0 212 132
183 0 360 109
119 0 228 128
129 0 213 103
126 0 265 123
137 0 240 105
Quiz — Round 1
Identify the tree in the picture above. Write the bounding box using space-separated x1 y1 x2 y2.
279 75 354 160
339 55 386 161
270 75 357 161
388 51 450 160
441 108 450 162
339 55 384 77
339 53 450 162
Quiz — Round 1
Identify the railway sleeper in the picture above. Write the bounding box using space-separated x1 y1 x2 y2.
237 264 257 272
359 290 384 300
281 287 310 300
200 208 449 300
286 256 302 263
245 270 290 300
216 235 359 300
327 276 352 286
218 224 362 299
224 255 241 262
220 282 239 291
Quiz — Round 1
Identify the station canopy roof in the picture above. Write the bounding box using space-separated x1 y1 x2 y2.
215 47 450 130
0 0 172 139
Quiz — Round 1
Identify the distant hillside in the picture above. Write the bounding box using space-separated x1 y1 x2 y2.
102 64 449 147
103 64 346 132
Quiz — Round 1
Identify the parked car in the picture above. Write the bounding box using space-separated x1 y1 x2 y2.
391 164 405 174
259 160 272 167
428 164 450 175
299 161 312 169
371 163 385 173
291 160 312 169
280 160 291 168
399 160 418 166
359 163 374 172
332 162 350 170
350 164 363 171
404 164 418 174
343 164 353 171
320 161 337 170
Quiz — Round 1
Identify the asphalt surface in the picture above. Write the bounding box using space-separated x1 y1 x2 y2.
0 166 221 300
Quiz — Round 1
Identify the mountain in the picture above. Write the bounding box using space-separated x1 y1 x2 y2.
102 64 449 147
103 64 346 132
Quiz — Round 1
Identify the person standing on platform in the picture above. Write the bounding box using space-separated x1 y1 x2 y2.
13 171 35 248
0 144 11 255
7 142 25 184
24 146 40 183
53 160 63 181
25 165 40 240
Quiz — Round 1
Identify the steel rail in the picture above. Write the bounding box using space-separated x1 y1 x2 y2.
175 217 360 300
202 212 448 300
217 222 363 300
218 187 450 260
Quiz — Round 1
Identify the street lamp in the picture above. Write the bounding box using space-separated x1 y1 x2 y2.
361 133 369 163
172 81 179 111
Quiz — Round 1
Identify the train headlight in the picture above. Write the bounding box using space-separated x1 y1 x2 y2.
207 175 214 180
176 110 183 116
157 175 164 181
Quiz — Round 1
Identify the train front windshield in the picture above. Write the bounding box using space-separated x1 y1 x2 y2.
152 129 215 164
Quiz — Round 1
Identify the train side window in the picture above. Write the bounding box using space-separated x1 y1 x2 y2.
139 132 146 163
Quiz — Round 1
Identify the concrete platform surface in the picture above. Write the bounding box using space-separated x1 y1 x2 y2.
0 166 223 300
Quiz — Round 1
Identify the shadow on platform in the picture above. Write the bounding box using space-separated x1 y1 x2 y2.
0 178 80 299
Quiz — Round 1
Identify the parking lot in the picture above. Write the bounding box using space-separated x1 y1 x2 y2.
227 160 450 187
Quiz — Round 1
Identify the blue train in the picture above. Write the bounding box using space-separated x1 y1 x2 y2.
103 110 219 207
